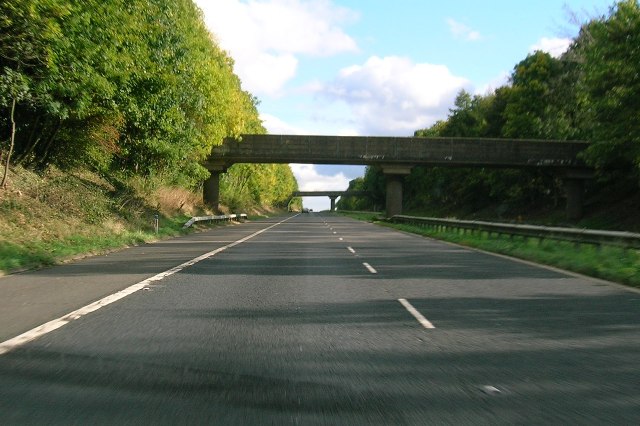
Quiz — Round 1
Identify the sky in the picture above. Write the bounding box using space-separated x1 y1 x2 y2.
194 0 615 211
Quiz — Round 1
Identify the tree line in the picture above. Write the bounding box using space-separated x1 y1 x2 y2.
339 0 640 218
0 0 297 209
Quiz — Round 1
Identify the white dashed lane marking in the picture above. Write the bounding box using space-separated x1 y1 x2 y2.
363 262 377 274
398 298 436 329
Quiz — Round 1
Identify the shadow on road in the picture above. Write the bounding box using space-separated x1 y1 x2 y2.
0 294 638 424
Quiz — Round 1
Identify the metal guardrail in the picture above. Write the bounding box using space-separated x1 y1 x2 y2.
183 213 247 229
390 215 640 249
338 210 384 216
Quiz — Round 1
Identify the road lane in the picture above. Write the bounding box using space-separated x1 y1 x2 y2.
0 216 297 355
0 213 638 424
0 219 289 342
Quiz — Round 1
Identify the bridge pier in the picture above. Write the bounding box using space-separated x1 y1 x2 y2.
564 178 583 220
560 169 593 221
203 169 224 212
329 196 338 212
383 165 413 218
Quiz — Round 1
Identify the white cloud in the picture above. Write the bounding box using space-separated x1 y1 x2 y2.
336 128 359 136
447 18 481 41
246 53 299 97
194 0 358 96
290 164 350 191
318 56 469 135
244 0 358 56
261 112 360 136
260 113 306 135
475 71 510 95
530 37 572 58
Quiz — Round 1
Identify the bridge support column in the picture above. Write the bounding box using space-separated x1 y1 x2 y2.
382 165 413 218
203 169 223 212
559 169 593 221
563 178 584 221
385 175 403 217
329 196 338 212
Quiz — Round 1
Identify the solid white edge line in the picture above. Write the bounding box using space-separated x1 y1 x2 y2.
362 262 377 274
398 298 435 329
0 215 298 356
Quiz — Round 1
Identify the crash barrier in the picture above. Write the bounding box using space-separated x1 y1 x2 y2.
183 214 247 229
390 215 640 249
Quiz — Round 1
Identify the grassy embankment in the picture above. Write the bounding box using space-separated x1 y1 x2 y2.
339 211 640 289
0 166 254 275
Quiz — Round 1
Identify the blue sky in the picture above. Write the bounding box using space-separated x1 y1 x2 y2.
194 0 615 210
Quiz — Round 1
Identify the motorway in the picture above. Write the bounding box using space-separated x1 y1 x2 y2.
0 213 638 424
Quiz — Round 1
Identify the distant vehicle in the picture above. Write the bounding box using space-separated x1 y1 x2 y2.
302 208 310 213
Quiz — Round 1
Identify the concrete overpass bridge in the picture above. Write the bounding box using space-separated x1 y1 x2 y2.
203 134 592 219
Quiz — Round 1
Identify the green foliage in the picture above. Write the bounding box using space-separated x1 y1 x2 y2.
379 221 640 288
336 177 367 211
221 163 298 211
336 166 385 211
408 79 565 217
442 90 486 137
404 1 640 219
0 0 297 210
575 0 640 179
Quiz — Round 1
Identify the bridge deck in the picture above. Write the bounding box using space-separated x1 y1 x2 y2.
205 134 589 170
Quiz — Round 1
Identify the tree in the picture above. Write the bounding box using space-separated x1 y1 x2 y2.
442 90 486 137
1 0 300 212
575 0 640 180
0 0 71 185
501 51 569 139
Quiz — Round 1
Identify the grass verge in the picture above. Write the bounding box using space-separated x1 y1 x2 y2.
339 212 640 288
0 214 205 274
0 165 290 275
0 166 221 275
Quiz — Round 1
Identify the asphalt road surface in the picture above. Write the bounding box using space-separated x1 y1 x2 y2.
1 213 638 424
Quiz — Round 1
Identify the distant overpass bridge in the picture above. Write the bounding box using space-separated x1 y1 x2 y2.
290 191 371 211
204 134 592 219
